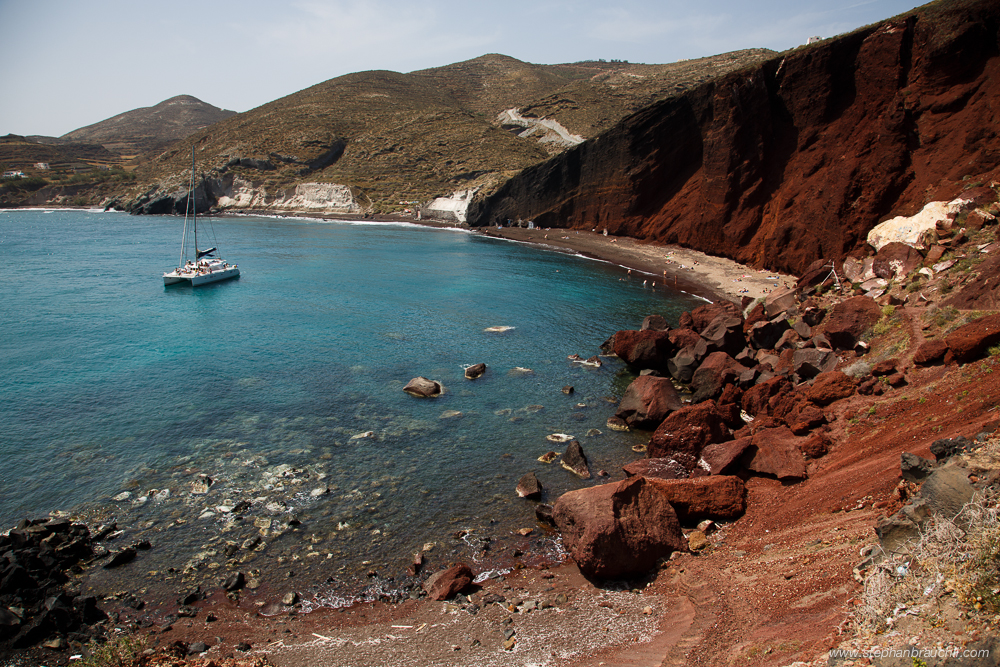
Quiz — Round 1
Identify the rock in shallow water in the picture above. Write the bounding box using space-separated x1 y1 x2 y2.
403 376 443 398
464 363 487 380
516 472 543 499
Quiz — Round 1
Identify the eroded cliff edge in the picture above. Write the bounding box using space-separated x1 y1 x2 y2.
467 0 1000 275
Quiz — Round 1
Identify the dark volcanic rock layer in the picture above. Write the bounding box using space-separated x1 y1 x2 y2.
467 0 1000 275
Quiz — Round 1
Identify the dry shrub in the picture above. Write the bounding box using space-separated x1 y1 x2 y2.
855 489 1000 633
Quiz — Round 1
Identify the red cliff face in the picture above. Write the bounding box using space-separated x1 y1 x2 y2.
468 0 1000 274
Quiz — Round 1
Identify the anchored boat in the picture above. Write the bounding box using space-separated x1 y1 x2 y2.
163 148 240 286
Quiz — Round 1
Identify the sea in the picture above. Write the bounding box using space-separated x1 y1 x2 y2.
0 208 704 606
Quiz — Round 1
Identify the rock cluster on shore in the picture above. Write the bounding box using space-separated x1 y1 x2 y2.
534 190 1000 581
0 517 109 652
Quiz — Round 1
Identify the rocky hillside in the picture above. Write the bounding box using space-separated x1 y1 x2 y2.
469 0 1000 276
60 95 236 157
0 134 123 173
97 51 772 216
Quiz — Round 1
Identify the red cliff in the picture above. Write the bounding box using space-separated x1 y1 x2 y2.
468 0 1000 274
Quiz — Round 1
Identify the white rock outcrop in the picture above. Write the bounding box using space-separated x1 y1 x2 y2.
278 183 360 212
497 108 584 148
867 197 973 250
422 188 477 223
214 177 361 214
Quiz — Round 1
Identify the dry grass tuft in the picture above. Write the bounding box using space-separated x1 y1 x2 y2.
855 487 1000 634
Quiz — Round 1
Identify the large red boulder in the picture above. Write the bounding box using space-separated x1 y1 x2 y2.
648 401 731 461
944 314 1000 363
742 426 808 480
742 302 768 334
422 564 474 601
700 436 753 475
667 327 702 350
822 296 881 350
552 477 686 579
804 370 857 406
741 376 791 417
913 339 949 366
645 476 747 524
612 330 676 369
622 457 688 480
690 352 743 404
784 400 827 434
688 301 742 333
873 242 923 281
700 314 747 357
764 286 798 317
614 375 683 429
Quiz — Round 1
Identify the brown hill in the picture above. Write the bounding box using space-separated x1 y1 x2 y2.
104 50 773 215
468 0 1000 275
0 134 123 174
60 95 236 157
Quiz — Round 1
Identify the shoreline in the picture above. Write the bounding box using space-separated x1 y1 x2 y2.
224 208 800 303
471 225 798 304
10 205 799 304
2 206 805 664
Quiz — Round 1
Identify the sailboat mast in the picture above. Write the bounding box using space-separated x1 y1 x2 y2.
191 147 198 260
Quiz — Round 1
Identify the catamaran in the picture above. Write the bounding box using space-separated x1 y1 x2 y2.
163 148 240 286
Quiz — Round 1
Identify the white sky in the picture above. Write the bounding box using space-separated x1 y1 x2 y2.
1 0 923 137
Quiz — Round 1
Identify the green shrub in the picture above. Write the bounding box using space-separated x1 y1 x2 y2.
79 634 145 667
0 175 49 192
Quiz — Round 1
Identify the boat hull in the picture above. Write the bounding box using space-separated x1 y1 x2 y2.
163 266 240 286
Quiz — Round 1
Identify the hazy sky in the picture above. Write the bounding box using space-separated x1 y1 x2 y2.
2 0 923 137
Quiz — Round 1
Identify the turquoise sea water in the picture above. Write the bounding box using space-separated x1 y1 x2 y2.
0 209 702 599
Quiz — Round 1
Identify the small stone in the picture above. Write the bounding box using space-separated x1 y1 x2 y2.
516 528 533 536
223 571 245 592
187 641 209 655
687 530 709 551
643 606 653 615
562 386 574 395
104 547 137 569
42 637 67 649
191 474 212 495
503 637 516 650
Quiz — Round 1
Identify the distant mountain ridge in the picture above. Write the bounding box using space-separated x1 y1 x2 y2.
106 50 774 216
60 95 236 157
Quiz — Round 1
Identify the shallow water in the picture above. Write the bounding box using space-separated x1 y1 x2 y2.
0 209 703 601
